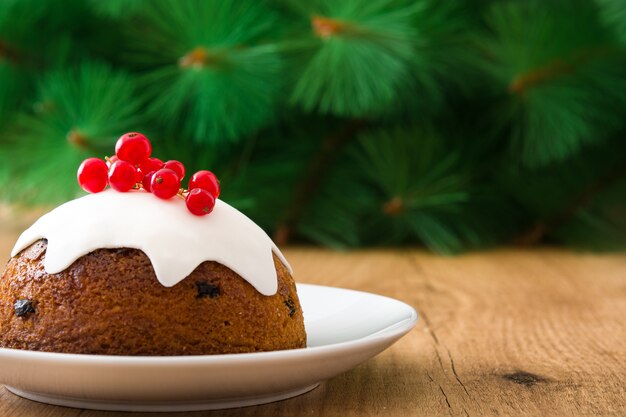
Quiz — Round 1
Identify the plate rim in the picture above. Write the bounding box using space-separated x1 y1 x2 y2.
0 283 418 364
4 383 323 412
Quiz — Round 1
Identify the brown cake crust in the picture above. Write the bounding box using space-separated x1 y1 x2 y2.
0 240 306 355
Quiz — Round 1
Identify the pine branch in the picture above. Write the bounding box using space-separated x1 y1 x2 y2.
515 159 626 245
88 0 143 18
0 62 145 204
287 0 421 117
217 123 318 231
597 0 626 45
0 40 20 64
0 64 29 128
273 119 366 245
0 0 624 253
480 0 626 167
130 0 283 143
508 47 611 94
555 178 626 250
349 127 518 252
296 126 523 252
387 0 482 119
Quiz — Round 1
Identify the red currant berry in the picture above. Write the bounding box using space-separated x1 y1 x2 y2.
186 188 216 216
77 158 108 193
163 160 185 181
150 168 180 199
142 171 155 192
188 170 220 197
108 160 137 192
115 132 151 164
135 167 146 183
136 161 158 183
139 157 164 173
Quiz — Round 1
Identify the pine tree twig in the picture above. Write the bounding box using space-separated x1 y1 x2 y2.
310 14 390 40
509 47 610 94
66 129 89 150
514 222 547 246
383 196 404 215
509 60 571 94
274 119 367 245
179 47 224 69
312 15 349 39
515 161 626 245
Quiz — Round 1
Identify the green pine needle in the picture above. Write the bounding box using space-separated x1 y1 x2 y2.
297 164 370 248
299 126 521 252
480 0 626 167
0 62 144 204
390 0 482 117
597 0 626 45
89 0 144 18
288 0 420 117
555 178 626 251
0 65 25 127
132 0 283 143
223 146 309 231
499 138 626 249
0 0 48 42
354 127 501 252
0 0 623 252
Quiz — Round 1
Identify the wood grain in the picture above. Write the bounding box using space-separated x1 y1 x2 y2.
0 220 624 416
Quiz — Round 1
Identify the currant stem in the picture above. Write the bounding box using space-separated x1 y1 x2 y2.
177 189 188 200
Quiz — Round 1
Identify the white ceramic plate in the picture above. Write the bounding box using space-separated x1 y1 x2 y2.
0 284 417 412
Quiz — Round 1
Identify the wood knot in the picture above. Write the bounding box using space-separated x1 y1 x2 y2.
502 371 546 387
383 197 405 216
312 15 346 39
67 129 88 149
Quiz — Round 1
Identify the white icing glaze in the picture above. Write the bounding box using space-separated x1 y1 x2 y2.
11 190 291 296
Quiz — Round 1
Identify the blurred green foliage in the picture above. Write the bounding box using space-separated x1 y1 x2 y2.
0 0 624 252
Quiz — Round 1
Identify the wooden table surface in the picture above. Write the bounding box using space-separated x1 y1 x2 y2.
0 218 624 416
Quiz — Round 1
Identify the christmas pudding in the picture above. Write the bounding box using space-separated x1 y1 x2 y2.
0 133 306 355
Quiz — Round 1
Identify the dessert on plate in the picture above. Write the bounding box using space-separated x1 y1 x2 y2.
0 132 306 355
